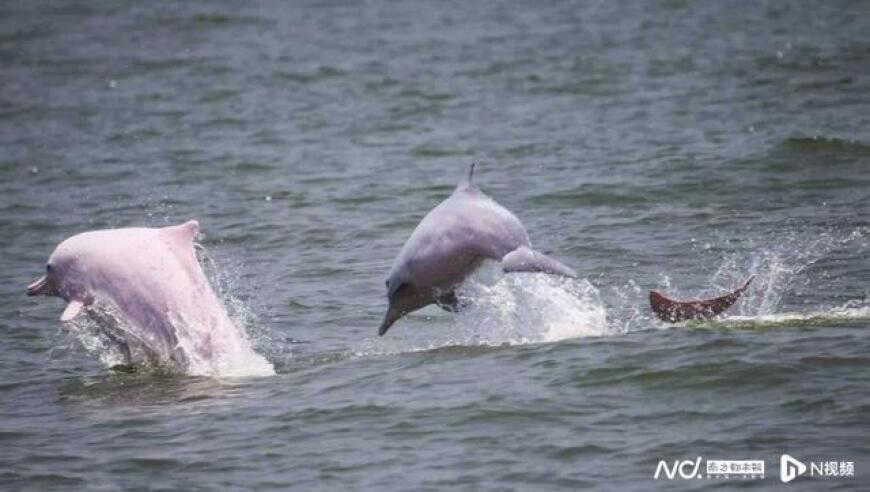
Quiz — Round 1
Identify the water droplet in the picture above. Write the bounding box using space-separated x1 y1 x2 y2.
265 195 272 201
108 79 118 88
30 166 38 174
776 50 783 59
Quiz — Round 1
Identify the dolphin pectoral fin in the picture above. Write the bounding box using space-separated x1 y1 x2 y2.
501 246 577 278
649 275 755 323
60 300 85 321
435 291 468 313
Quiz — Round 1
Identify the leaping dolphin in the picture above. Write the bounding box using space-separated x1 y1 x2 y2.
649 276 754 323
379 164 577 336
26 220 274 376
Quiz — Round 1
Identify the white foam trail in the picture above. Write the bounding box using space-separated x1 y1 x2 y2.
694 302 870 330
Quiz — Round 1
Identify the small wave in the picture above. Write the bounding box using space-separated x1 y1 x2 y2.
411 144 474 158
273 66 345 84
782 136 870 153
531 186 649 207
767 136 870 166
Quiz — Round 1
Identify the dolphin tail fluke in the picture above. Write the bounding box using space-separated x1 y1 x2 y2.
501 246 577 278
649 275 754 323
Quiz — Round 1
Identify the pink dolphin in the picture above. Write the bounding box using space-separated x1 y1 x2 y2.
27 220 273 376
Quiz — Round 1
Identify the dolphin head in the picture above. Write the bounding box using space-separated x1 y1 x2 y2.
379 274 429 336
27 238 94 320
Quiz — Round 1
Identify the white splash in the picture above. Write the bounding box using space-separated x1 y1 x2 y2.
709 227 868 317
193 245 276 377
458 272 608 343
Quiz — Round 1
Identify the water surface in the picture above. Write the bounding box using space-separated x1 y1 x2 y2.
1 1 869 490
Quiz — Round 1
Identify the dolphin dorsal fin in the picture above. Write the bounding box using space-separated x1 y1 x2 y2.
163 220 200 243
456 163 478 193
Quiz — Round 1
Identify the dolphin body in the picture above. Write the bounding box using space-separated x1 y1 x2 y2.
27 220 273 376
379 164 577 335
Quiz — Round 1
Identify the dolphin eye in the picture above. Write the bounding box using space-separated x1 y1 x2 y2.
46 264 52 272
392 282 407 294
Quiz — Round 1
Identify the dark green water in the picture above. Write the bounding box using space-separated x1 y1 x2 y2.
1 1 869 490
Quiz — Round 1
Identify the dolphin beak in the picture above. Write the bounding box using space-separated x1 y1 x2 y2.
378 307 399 336
27 276 48 296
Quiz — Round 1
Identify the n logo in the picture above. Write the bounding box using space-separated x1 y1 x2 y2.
654 457 702 480
780 454 807 483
